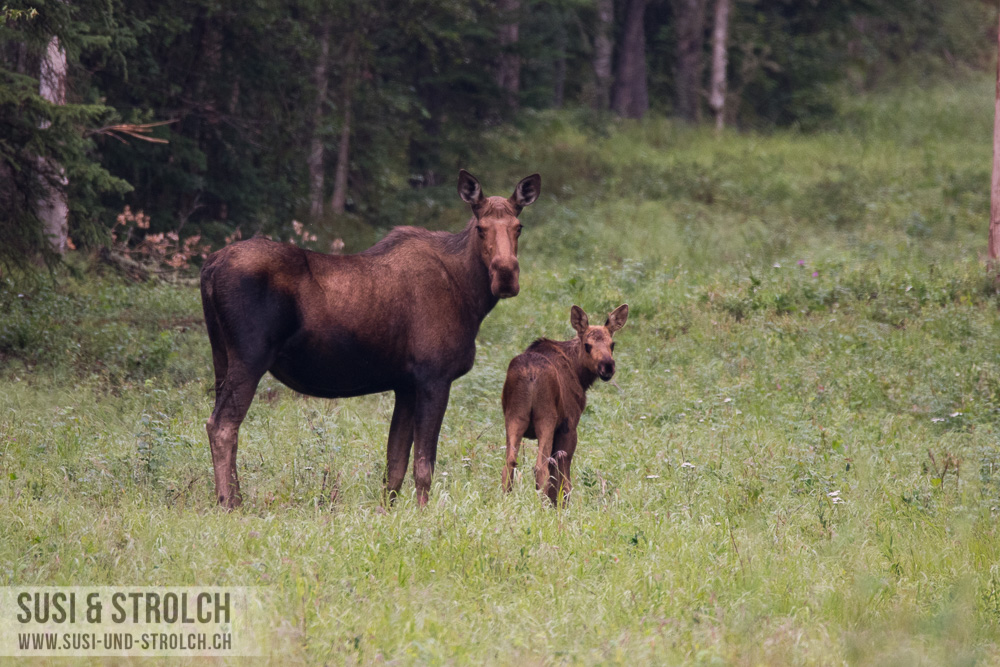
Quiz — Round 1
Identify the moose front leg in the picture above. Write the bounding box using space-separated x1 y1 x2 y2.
412 382 451 507
384 388 416 505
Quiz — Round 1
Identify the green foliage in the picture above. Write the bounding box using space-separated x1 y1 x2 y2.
4 0 993 264
848 0 997 86
0 275 199 385
0 0 134 266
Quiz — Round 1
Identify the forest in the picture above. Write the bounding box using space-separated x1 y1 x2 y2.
0 0 995 263
4 0 1000 663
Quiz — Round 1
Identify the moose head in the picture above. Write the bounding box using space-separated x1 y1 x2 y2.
458 169 540 299
570 304 629 381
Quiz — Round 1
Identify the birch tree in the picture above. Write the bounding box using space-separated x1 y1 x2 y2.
37 35 69 254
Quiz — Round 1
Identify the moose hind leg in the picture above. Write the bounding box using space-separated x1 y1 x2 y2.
502 412 529 493
533 418 557 499
550 429 578 506
207 364 264 510
384 389 416 504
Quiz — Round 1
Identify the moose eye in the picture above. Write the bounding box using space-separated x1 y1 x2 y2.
611 342 616 352
514 225 522 237
476 225 487 239
584 343 592 353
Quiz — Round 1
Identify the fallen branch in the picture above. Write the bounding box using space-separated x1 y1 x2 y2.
86 119 177 144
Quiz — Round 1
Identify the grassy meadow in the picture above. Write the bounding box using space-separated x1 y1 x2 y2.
5 77 1000 664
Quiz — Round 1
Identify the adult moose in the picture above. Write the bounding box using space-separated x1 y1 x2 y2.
200 170 540 509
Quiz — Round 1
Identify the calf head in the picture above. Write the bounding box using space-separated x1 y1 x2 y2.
570 304 629 381
458 169 541 299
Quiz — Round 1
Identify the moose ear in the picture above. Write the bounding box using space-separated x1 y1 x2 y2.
458 170 485 209
510 173 541 211
570 305 589 335
605 304 629 334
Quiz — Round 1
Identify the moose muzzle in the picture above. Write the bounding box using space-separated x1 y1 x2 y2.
490 258 520 298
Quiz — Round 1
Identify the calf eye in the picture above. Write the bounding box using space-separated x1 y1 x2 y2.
476 225 487 239
611 342 616 352
584 343 592 353
514 225 523 237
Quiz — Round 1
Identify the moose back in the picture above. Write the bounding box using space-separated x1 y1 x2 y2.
200 170 540 508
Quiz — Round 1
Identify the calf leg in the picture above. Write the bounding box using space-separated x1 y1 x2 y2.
549 430 578 507
412 382 451 507
533 418 557 498
502 411 529 493
384 388 416 504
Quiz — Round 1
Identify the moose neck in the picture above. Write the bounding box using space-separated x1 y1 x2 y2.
568 338 598 392
459 217 499 323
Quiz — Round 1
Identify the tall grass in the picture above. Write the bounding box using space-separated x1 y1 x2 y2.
2 76 1000 663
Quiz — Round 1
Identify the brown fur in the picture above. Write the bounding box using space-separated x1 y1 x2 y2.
201 170 540 509
501 304 628 505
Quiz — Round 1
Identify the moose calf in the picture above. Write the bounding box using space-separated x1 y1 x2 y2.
501 304 629 505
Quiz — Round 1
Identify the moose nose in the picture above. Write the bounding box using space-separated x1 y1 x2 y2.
490 258 520 298
599 360 615 381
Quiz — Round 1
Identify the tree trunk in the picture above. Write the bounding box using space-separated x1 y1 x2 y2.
497 0 520 110
611 0 649 119
675 0 707 123
708 0 731 132
553 18 567 109
330 33 360 216
592 0 614 111
990 11 1000 261
330 101 351 215
308 20 331 221
37 35 69 255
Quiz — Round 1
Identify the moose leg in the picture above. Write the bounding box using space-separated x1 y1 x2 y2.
412 382 451 507
502 413 529 493
384 388 416 504
206 363 264 510
201 280 229 403
549 430 578 506
533 418 557 499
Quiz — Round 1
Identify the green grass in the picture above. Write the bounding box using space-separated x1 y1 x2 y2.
4 76 1000 664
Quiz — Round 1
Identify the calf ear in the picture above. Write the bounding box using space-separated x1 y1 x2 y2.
605 304 629 334
570 305 589 335
510 173 541 211
458 170 485 210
